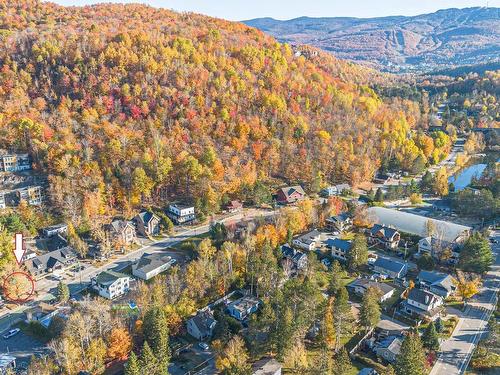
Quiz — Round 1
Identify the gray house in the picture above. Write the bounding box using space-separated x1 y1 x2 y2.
132 253 176 280
373 257 408 279
374 336 402 363
187 310 217 341
417 270 456 298
134 211 160 237
26 247 77 277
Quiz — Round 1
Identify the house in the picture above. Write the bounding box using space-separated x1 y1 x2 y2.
0 153 31 172
132 253 176 280
226 200 243 213
373 336 402 363
42 223 68 238
91 270 130 300
167 203 196 225
369 224 400 250
227 296 261 321
276 185 306 205
186 310 217 341
0 354 16 374
376 315 410 338
367 207 471 245
418 236 461 263
417 270 456 298
321 184 350 197
24 302 65 328
400 288 444 320
0 192 5 209
22 249 37 262
347 279 395 302
325 213 352 232
281 245 308 270
292 230 321 251
252 358 282 375
134 211 161 236
105 219 137 246
373 257 408 279
26 246 77 277
17 185 42 206
326 238 352 261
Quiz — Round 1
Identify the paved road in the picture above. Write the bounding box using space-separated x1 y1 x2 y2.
0 208 274 333
430 230 499 375
0 330 48 369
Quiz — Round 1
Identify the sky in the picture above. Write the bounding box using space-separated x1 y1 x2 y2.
51 0 500 21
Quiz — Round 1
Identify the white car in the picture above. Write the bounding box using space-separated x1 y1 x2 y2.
198 342 209 351
52 274 64 281
3 328 20 339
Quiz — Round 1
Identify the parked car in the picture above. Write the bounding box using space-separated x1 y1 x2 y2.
3 328 20 339
198 342 209 351
52 274 64 281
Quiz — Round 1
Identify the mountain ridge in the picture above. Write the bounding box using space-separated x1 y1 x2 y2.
243 7 500 73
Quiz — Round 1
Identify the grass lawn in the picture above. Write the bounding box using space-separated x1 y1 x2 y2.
170 232 210 251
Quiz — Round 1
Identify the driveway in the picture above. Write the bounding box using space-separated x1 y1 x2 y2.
430 230 500 375
0 330 48 368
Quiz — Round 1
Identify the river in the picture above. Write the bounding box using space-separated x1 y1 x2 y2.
449 156 499 191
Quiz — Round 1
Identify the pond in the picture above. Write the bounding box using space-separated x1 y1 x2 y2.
448 162 488 191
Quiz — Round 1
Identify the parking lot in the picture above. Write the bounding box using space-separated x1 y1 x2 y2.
0 329 47 369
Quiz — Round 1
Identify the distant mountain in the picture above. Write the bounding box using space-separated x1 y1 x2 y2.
243 7 500 73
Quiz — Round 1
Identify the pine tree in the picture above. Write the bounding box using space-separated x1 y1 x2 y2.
422 322 440 351
347 234 368 271
309 348 333 375
56 282 70 303
384 364 396 375
328 261 344 295
458 233 494 274
143 307 170 372
140 342 160 374
434 318 444 333
333 287 351 349
360 286 381 331
374 188 384 202
124 352 140 375
333 347 351 375
394 332 427 375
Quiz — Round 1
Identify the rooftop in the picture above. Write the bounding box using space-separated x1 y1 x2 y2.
228 296 260 314
373 257 406 274
408 288 441 306
94 270 129 286
349 279 395 295
368 207 471 242
252 358 282 375
134 252 173 274
326 238 352 252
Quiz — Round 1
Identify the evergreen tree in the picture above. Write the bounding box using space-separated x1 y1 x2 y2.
347 234 368 271
422 322 440 351
140 341 160 374
333 287 351 349
434 318 444 333
374 188 384 202
143 307 170 372
384 364 396 375
309 348 333 375
56 282 70 303
359 286 381 331
458 233 494 274
420 171 433 193
124 352 140 375
394 332 426 375
333 347 351 375
328 261 344 295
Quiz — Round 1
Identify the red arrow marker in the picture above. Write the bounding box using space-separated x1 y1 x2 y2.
13 233 26 265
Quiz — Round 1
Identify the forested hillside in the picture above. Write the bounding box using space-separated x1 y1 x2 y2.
0 0 429 224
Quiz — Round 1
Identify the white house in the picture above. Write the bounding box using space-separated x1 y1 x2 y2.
167 204 196 224
42 223 68 238
91 270 130 300
401 288 443 320
417 270 456 298
132 253 176 280
17 186 42 206
292 230 321 251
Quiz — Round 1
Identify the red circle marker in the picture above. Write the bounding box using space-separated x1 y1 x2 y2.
2 271 35 303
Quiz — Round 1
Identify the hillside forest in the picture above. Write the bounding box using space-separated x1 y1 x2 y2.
0 0 455 228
